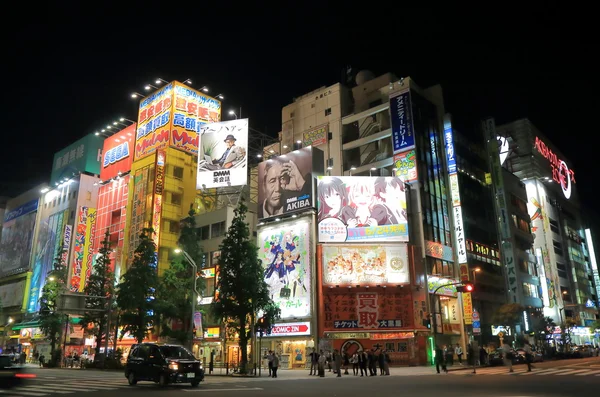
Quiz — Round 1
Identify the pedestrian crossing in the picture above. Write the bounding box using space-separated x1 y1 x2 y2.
447 366 600 377
0 378 132 396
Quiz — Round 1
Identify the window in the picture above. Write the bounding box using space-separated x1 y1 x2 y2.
385 343 395 352
397 342 408 353
168 220 180 234
324 108 332 116
211 221 226 238
204 277 215 297
198 225 210 240
549 219 560 234
290 112 295 118
173 166 184 179
311 103 315 108
522 283 539 298
171 193 182 206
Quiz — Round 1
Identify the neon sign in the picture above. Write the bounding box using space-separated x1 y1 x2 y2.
103 142 130 167
534 136 575 199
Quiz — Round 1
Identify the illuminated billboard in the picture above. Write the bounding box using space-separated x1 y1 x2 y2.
135 81 222 161
322 244 409 286
393 149 417 183
390 89 415 153
317 176 408 243
101 124 136 181
70 207 97 292
534 136 576 199
302 124 328 148
258 219 311 319
0 199 38 277
50 134 104 185
257 147 316 220
196 118 248 189
171 82 221 156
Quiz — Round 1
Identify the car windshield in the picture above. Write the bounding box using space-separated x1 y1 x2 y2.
159 346 195 360
0 356 11 367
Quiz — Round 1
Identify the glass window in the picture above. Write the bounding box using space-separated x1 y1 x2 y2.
398 342 408 353
159 346 194 360
172 166 184 179
211 221 226 238
198 225 210 240
171 193 183 206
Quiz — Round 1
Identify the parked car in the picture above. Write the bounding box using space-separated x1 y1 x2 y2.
0 354 35 389
515 348 544 362
125 343 204 387
488 349 526 366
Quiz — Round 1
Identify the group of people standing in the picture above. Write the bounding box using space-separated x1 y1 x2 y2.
309 348 391 377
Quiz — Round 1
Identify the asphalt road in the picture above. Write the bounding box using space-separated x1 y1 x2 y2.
2 357 598 396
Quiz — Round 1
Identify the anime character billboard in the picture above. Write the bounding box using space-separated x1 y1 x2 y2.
258 219 311 319
317 176 409 243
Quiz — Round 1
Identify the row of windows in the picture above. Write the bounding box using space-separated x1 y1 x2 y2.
197 221 227 241
522 283 539 298
510 194 528 214
290 107 332 118
519 260 537 277
44 190 78 209
511 214 530 234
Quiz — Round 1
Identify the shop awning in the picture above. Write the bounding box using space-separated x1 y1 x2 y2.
11 321 41 331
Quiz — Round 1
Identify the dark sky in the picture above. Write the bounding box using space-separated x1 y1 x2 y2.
2 5 596 223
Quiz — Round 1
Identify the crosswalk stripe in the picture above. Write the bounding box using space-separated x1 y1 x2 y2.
575 370 600 376
43 383 118 390
556 369 591 376
519 369 556 375
0 388 48 396
16 386 74 394
41 385 101 392
533 369 567 375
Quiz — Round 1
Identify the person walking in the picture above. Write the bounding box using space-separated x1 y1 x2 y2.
318 350 327 377
266 351 274 377
455 343 463 365
359 350 368 377
334 349 342 377
309 348 319 376
271 353 279 378
383 350 391 375
343 349 350 375
502 342 514 373
378 350 385 375
435 345 447 374
351 352 359 376
523 341 534 372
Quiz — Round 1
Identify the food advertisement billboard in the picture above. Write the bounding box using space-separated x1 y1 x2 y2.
258 219 311 319
317 176 409 243
135 84 173 160
196 118 248 189
0 199 38 277
171 82 221 156
322 244 409 286
101 124 136 180
257 147 315 220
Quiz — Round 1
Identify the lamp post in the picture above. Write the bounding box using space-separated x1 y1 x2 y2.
175 248 200 352
3 317 13 350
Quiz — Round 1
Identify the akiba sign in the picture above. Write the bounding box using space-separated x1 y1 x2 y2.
534 136 576 199
264 322 311 337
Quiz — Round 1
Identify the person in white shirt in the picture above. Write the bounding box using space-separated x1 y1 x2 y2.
455 343 463 365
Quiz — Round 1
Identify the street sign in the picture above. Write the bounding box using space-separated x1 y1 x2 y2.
472 320 481 334
472 310 480 322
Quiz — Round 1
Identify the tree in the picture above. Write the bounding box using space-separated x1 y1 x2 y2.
81 230 115 359
39 247 68 361
211 200 280 374
157 206 205 346
116 228 158 344
492 303 525 340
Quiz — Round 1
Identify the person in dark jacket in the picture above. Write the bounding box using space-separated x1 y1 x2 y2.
435 345 447 374
378 350 385 375
358 350 368 377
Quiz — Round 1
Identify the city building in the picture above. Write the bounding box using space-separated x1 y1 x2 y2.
0 196 9 230
0 185 46 352
497 119 600 331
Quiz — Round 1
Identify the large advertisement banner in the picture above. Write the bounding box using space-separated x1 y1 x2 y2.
0 199 38 277
390 90 415 153
393 149 418 183
302 124 328 148
258 219 311 319
171 82 221 156
51 134 104 185
257 147 313 220
101 124 136 180
323 290 413 330
135 84 173 161
317 176 408 243
322 245 409 286
128 168 149 262
70 207 97 292
196 119 248 189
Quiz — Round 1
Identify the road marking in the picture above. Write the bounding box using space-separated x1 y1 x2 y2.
182 387 264 392
16 385 74 394
519 369 557 375
556 369 592 375
0 388 49 396
532 369 568 376
576 370 600 376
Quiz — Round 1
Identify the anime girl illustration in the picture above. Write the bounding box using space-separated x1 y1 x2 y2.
264 250 286 298
283 250 306 298
346 180 387 228
317 177 355 223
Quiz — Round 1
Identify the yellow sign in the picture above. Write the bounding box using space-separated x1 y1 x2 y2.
324 332 370 339
462 292 473 324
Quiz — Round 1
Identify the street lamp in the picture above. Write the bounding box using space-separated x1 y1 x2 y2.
144 84 158 91
155 78 169 85
471 267 481 285
215 93 224 100
174 248 200 352
131 92 145 99
369 167 377 177
228 110 238 119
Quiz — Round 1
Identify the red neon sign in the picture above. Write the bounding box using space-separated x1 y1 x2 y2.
534 137 575 199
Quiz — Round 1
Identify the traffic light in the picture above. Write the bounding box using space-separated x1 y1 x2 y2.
456 283 474 293
422 312 431 328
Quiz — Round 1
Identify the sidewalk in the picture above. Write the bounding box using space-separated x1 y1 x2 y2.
217 366 445 379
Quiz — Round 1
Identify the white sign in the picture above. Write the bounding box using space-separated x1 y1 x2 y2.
453 206 467 263
266 322 311 337
449 173 461 207
197 118 248 189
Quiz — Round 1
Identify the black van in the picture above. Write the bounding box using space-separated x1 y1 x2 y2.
125 343 204 387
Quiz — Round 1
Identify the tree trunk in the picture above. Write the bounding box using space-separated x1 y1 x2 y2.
95 317 105 358
239 316 248 374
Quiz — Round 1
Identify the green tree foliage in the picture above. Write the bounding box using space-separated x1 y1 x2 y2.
116 228 158 344
39 247 68 358
492 303 526 332
81 230 115 358
211 200 280 374
157 207 205 345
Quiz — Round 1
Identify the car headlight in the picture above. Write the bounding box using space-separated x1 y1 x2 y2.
198 362 203 369
169 362 179 370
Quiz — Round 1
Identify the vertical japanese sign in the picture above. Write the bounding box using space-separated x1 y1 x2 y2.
357 292 379 329
390 90 415 153
152 151 165 267
70 207 97 292
128 168 149 263
444 124 457 174
61 224 72 265
483 118 518 304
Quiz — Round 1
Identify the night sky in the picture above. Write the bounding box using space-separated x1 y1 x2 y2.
3 6 596 226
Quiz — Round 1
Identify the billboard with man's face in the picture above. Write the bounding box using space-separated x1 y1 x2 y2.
317 176 409 243
257 147 315 220
196 118 248 189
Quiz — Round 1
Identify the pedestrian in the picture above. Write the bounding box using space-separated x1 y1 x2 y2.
334 349 342 377
309 348 319 376
39 354 45 368
378 350 385 375
435 345 447 374
326 351 332 372
266 350 274 377
523 341 533 372
271 353 279 378
479 345 487 366
318 350 327 377
351 351 359 376
383 350 390 375
343 349 350 375
502 342 513 373
359 350 368 377
455 343 463 365
445 344 454 366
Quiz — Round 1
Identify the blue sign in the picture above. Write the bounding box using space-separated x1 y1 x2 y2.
472 321 481 328
390 91 415 153
3 199 38 223
103 142 130 168
444 124 457 174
